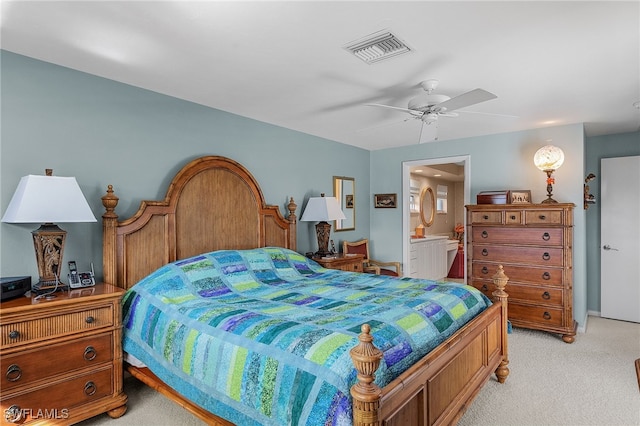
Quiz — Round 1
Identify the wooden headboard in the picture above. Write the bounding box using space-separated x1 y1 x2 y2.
101 156 297 289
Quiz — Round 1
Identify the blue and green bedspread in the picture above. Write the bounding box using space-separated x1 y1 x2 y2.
122 247 491 426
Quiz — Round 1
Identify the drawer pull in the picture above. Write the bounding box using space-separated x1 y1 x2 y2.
85 316 95 324
8 330 20 339
542 232 551 241
542 272 551 280
542 252 551 261
84 381 97 396
482 248 489 256
483 215 489 220
481 284 489 291
543 312 552 320
481 266 489 274
510 215 516 220
6 364 22 382
539 214 547 220
4 405 23 423
481 230 488 238
83 346 97 361
542 291 551 300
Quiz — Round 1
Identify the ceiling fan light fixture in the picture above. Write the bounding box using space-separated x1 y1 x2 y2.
344 30 412 64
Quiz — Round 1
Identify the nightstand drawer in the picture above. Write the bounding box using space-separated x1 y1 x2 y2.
1 333 113 392
0 366 113 423
1 305 114 349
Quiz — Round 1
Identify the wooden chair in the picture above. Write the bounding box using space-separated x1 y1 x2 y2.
343 239 401 277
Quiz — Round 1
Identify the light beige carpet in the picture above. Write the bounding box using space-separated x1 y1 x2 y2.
80 316 640 426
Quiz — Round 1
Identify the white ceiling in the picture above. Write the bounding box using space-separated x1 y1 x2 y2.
2 1 639 151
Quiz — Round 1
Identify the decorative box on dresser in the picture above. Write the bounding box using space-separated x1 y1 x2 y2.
312 254 365 272
0 284 128 424
466 203 576 343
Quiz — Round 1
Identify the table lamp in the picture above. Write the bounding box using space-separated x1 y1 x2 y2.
1 169 97 293
533 145 565 204
301 193 346 257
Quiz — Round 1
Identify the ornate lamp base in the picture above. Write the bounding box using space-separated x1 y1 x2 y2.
313 221 333 257
31 223 69 293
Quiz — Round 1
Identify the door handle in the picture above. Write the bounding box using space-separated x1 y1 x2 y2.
603 245 619 251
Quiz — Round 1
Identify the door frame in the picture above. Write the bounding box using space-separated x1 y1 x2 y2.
402 155 471 280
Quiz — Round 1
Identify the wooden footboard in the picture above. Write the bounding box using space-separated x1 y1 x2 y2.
351 266 509 426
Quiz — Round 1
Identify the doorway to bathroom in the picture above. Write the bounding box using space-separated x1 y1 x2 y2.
402 155 470 281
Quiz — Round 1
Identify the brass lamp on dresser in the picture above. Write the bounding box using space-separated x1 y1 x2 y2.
0 284 127 424
466 203 576 343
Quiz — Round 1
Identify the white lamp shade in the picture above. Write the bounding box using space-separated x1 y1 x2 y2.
534 145 565 171
300 195 346 222
1 175 97 223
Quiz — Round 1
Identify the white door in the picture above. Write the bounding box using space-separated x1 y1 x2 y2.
600 156 640 323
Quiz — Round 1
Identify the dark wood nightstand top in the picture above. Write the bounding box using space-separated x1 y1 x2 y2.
0 283 125 313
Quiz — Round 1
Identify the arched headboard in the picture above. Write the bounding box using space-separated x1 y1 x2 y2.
102 156 297 289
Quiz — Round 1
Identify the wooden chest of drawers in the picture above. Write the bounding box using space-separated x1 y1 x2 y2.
466 203 576 343
0 284 128 424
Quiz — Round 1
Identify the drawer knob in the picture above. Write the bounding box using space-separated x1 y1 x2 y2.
539 214 547 220
542 272 551 280
83 346 97 361
542 252 551 261
510 215 516 220
481 230 488 238
481 266 489 274
85 316 95 324
481 284 489 291
4 405 23 423
483 215 489 220
8 330 20 339
84 381 97 396
482 248 489 256
542 232 551 241
542 291 551 300
6 364 22 382
543 311 552 320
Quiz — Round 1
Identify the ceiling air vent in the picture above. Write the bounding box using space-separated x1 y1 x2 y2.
344 30 412 64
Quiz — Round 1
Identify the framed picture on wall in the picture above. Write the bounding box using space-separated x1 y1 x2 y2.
345 194 354 208
374 193 397 208
510 190 532 204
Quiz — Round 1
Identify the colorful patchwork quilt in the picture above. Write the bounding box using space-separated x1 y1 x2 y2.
122 247 491 426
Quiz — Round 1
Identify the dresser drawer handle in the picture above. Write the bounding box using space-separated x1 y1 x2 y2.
85 316 95 324
4 405 23 423
510 215 516 220
481 266 489 274
483 215 489 220
539 214 547 220
542 272 551 280
83 346 97 361
542 291 551 300
8 330 20 339
542 252 551 261
481 284 489 291
6 364 22 382
481 230 488 238
84 381 97 396
542 232 551 241
543 311 552 320
482 248 489 256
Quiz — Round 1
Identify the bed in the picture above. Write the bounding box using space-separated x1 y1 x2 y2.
101 155 509 426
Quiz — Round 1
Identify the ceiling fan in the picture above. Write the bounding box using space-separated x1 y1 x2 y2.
366 79 498 143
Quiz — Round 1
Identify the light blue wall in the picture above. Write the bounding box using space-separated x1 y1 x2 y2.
369 125 589 326
0 51 370 279
584 131 640 313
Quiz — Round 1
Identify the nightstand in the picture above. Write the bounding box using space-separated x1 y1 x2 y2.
312 254 365 272
0 283 128 424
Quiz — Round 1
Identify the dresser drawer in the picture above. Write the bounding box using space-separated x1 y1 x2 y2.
504 211 522 224
472 245 564 267
524 210 563 225
472 227 563 246
472 262 563 286
471 280 563 305
1 306 114 349
1 333 113 392
470 210 502 224
0 366 113 423
509 303 564 327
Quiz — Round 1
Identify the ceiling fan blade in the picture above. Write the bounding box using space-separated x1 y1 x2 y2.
435 88 497 112
366 103 423 117
456 109 518 118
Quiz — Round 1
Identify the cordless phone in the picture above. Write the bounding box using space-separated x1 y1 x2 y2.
68 261 95 288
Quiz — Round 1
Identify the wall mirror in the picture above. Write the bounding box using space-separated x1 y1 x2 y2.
436 184 448 214
333 176 355 231
420 186 435 227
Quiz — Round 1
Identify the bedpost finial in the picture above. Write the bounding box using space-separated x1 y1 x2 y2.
102 184 119 219
287 197 297 222
492 264 509 297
